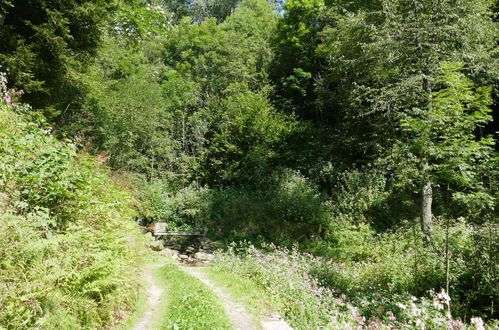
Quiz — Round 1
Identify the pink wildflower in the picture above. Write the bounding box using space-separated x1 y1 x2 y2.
447 320 465 329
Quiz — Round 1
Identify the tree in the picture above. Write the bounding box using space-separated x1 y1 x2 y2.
395 63 494 244
0 0 116 119
317 0 497 144
157 0 281 181
200 84 297 185
272 0 326 120
317 0 498 240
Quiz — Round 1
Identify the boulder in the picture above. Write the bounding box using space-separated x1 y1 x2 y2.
194 252 214 261
147 240 164 251
154 222 167 234
211 241 225 249
165 238 178 246
160 248 178 256
178 254 189 260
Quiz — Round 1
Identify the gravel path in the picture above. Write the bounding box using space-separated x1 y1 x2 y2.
132 264 164 330
183 266 293 330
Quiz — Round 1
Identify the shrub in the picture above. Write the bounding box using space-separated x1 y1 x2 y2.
300 217 497 323
207 169 331 241
134 169 331 242
133 177 211 231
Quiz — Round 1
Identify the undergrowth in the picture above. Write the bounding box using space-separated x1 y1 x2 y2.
213 233 497 329
0 75 146 329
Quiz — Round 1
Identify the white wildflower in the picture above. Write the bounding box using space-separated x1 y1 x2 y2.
470 317 485 330
437 289 451 305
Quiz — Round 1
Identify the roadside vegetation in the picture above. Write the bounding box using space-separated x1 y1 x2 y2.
213 233 497 329
0 76 146 328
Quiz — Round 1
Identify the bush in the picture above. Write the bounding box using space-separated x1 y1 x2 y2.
306 217 498 323
134 177 211 231
207 169 331 241
133 169 331 242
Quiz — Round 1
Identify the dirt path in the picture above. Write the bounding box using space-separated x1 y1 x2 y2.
132 264 164 330
183 266 293 330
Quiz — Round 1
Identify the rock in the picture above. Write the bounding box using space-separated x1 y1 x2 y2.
178 254 189 260
165 243 182 251
160 248 178 256
211 241 225 249
165 238 178 246
144 232 154 241
201 241 224 250
194 252 214 261
186 246 195 253
147 240 164 251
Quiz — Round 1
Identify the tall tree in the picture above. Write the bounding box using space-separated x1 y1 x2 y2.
317 0 498 241
395 63 495 244
272 0 325 121
0 0 116 119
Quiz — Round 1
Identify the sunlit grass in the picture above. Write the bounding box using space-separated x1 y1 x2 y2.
154 264 233 329
204 267 271 328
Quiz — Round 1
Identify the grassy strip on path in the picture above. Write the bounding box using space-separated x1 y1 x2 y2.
153 264 233 329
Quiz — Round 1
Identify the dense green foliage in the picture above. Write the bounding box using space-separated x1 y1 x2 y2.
0 77 145 328
0 0 115 119
1 0 497 325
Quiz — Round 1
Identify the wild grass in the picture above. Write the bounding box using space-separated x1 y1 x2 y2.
204 267 269 327
154 264 232 329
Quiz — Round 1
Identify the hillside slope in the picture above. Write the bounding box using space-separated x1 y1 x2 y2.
0 75 145 329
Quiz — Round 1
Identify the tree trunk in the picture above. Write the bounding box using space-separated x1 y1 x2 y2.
421 177 433 247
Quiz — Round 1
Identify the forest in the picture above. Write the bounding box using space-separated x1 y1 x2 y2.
0 0 497 328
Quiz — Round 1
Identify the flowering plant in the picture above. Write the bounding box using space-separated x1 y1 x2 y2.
0 73 27 112
213 241 483 329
